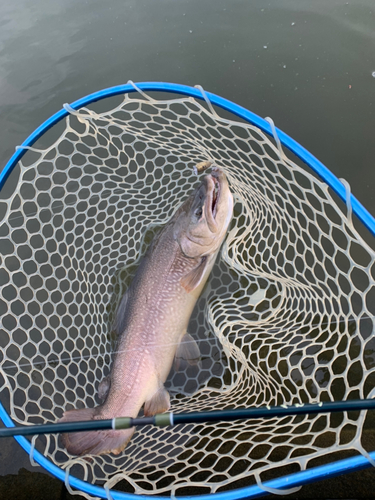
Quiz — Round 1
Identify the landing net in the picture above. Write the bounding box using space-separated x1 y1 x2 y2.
0 83 374 498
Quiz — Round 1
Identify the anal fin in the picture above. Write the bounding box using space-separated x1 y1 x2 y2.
144 386 170 416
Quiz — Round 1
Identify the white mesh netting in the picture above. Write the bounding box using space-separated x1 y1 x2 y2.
0 87 375 498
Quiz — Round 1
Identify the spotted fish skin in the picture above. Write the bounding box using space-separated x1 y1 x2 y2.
60 167 233 456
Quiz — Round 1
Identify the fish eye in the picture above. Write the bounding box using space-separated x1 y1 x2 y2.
194 207 203 218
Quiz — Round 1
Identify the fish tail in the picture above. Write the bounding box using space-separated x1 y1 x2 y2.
60 407 135 457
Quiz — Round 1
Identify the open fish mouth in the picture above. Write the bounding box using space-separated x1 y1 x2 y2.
205 167 224 232
211 171 221 218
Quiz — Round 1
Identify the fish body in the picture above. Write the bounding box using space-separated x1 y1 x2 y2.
60 167 233 456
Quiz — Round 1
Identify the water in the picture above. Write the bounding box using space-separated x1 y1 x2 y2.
0 0 374 495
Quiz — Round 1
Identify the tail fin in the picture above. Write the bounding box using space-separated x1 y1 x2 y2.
60 407 135 457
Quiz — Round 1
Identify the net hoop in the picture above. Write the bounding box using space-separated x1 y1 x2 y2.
2 403 375 500
1 82 374 235
0 81 374 499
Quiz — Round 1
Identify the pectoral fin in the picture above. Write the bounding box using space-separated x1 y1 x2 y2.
174 333 201 371
180 256 209 293
144 386 170 416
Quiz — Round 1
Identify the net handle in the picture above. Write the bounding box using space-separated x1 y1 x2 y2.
1 81 374 236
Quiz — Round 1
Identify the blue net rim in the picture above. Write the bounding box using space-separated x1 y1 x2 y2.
1 402 375 500
1 81 375 498
1 81 374 235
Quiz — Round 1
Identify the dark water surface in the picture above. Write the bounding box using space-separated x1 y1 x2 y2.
0 0 374 496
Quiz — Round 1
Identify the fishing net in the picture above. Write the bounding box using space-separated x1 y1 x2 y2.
0 83 374 498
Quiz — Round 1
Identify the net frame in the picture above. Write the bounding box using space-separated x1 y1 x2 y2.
0 81 374 499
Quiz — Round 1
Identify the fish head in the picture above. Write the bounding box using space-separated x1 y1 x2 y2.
174 167 233 258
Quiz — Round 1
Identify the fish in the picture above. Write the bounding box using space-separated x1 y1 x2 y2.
60 166 233 456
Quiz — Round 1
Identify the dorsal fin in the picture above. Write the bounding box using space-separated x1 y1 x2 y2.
112 289 129 334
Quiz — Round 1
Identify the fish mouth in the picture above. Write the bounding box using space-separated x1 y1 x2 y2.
211 169 221 218
205 167 223 232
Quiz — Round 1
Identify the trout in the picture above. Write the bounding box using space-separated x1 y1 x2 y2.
60 167 233 456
